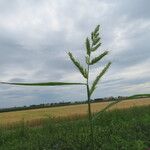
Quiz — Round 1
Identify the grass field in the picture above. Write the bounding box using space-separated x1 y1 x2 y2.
0 98 150 126
0 105 150 150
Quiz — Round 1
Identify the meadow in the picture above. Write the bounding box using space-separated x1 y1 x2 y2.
0 104 150 150
0 98 150 126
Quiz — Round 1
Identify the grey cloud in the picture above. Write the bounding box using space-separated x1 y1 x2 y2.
0 0 150 108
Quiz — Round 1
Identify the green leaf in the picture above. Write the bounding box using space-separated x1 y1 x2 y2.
91 43 101 52
85 38 91 56
89 62 111 96
68 52 88 79
0 82 86 86
90 51 109 65
92 100 121 121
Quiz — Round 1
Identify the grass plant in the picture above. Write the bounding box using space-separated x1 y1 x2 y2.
1 25 114 149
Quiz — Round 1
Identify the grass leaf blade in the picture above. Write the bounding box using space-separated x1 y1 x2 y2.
90 62 111 96
0 82 86 86
92 100 121 121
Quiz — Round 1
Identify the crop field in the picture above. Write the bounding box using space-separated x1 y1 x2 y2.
0 104 150 150
0 98 150 126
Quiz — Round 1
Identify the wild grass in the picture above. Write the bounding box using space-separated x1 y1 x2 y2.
0 25 111 150
0 105 150 150
1 25 149 149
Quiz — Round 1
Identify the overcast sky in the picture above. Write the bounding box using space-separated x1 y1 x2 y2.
0 0 150 108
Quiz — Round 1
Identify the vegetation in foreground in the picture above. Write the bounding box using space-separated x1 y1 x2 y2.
0 105 150 150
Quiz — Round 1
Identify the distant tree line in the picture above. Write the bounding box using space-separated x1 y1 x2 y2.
0 96 130 113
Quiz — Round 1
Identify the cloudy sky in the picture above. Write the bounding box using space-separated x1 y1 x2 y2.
0 0 150 108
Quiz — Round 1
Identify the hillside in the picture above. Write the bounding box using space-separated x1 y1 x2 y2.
128 94 150 99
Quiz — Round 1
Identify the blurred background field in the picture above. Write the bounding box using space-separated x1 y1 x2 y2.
0 98 150 126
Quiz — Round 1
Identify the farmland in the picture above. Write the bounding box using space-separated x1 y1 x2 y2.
0 104 150 150
0 98 150 126
0 97 150 149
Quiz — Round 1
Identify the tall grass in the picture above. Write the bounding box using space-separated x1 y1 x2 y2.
0 105 150 150
0 25 113 149
68 25 112 148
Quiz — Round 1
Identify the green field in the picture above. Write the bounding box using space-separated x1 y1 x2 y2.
128 94 150 99
0 105 150 150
